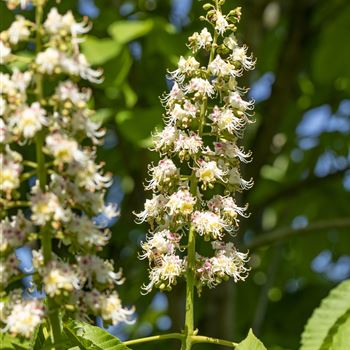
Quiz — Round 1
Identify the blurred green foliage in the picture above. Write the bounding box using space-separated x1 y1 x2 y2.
2 0 349 348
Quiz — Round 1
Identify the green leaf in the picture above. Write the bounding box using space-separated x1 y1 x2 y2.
0 333 30 350
108 20 153 44
91 108 114 124
312 5 350 93
115 108 162 147
81 36 122 65
30 324 46 350
330 313 350 350
122 83 138 108
64 319 131 350
236 329 267 350
301 279 350 350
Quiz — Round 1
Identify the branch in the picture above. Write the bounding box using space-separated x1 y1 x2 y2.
123 333 238 348
123 333 184 346
253 167 349 211
245 218 350 250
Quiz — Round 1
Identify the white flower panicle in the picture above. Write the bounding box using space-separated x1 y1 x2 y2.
137 0 254 294
0 1 133 339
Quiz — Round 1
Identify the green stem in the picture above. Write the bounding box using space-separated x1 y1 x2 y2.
34 2 62 348
181 6 220 348
191 335 238 347
123 333 184 346
122 333 237 348
181 225 196 350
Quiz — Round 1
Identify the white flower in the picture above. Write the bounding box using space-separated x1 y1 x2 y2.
56 80 91 105
161 82 184 107
0 41 11 64
76 54 103 83
209 55 237 77
43 260 80 297
135 194 168 223
223 35 238 50
215 11 229 35
0 146 23 194
4 0 31 9
141 230 181 259
167 101 197 126
192 210 228 240
103 203 119 219
214 140 252 163
44 8 91 38
174 131 203 160
10 102 47 138
30 182 71 225
67 215 110 248
0 97 6 116
5 299 44 338
185 78 215 97
36 48 60 74
65 12 91 38
142 254 185 294
207 195 249 225
101 292 134 325
78 255 123 286
166 189 196 216
195 160 226 186
169 56 200 82
8 16 30 44
146 158 179 191
61 54 103 83
231 46 255 70
152 125 178 153
10 69 32 94
228 167 254 190
43 7 62 34
0 253 20 287
227 91 254 112
45 132 86 166
188 27 213 52
211 242 249 282
67 158 112 191
209 106 245 136
85 290 134 325
0 118 10 144
0 211 32 252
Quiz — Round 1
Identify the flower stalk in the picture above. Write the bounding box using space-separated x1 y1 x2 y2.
34 3 62 345
1 0 134 341
136 0 255 348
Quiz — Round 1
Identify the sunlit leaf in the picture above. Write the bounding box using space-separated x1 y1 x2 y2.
81 36 122 65
108 20 154 44
329 313 350 350
0 333 30 350
301 279 350 350
115 108 162 147
236 329 267 350
64 319 130 350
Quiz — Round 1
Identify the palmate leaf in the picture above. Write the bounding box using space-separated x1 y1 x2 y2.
236 329 267 350
63 319 131 350
300 279 350 350
329 313 350 350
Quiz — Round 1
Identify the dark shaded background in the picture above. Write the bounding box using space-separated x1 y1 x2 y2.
2 0 349 348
